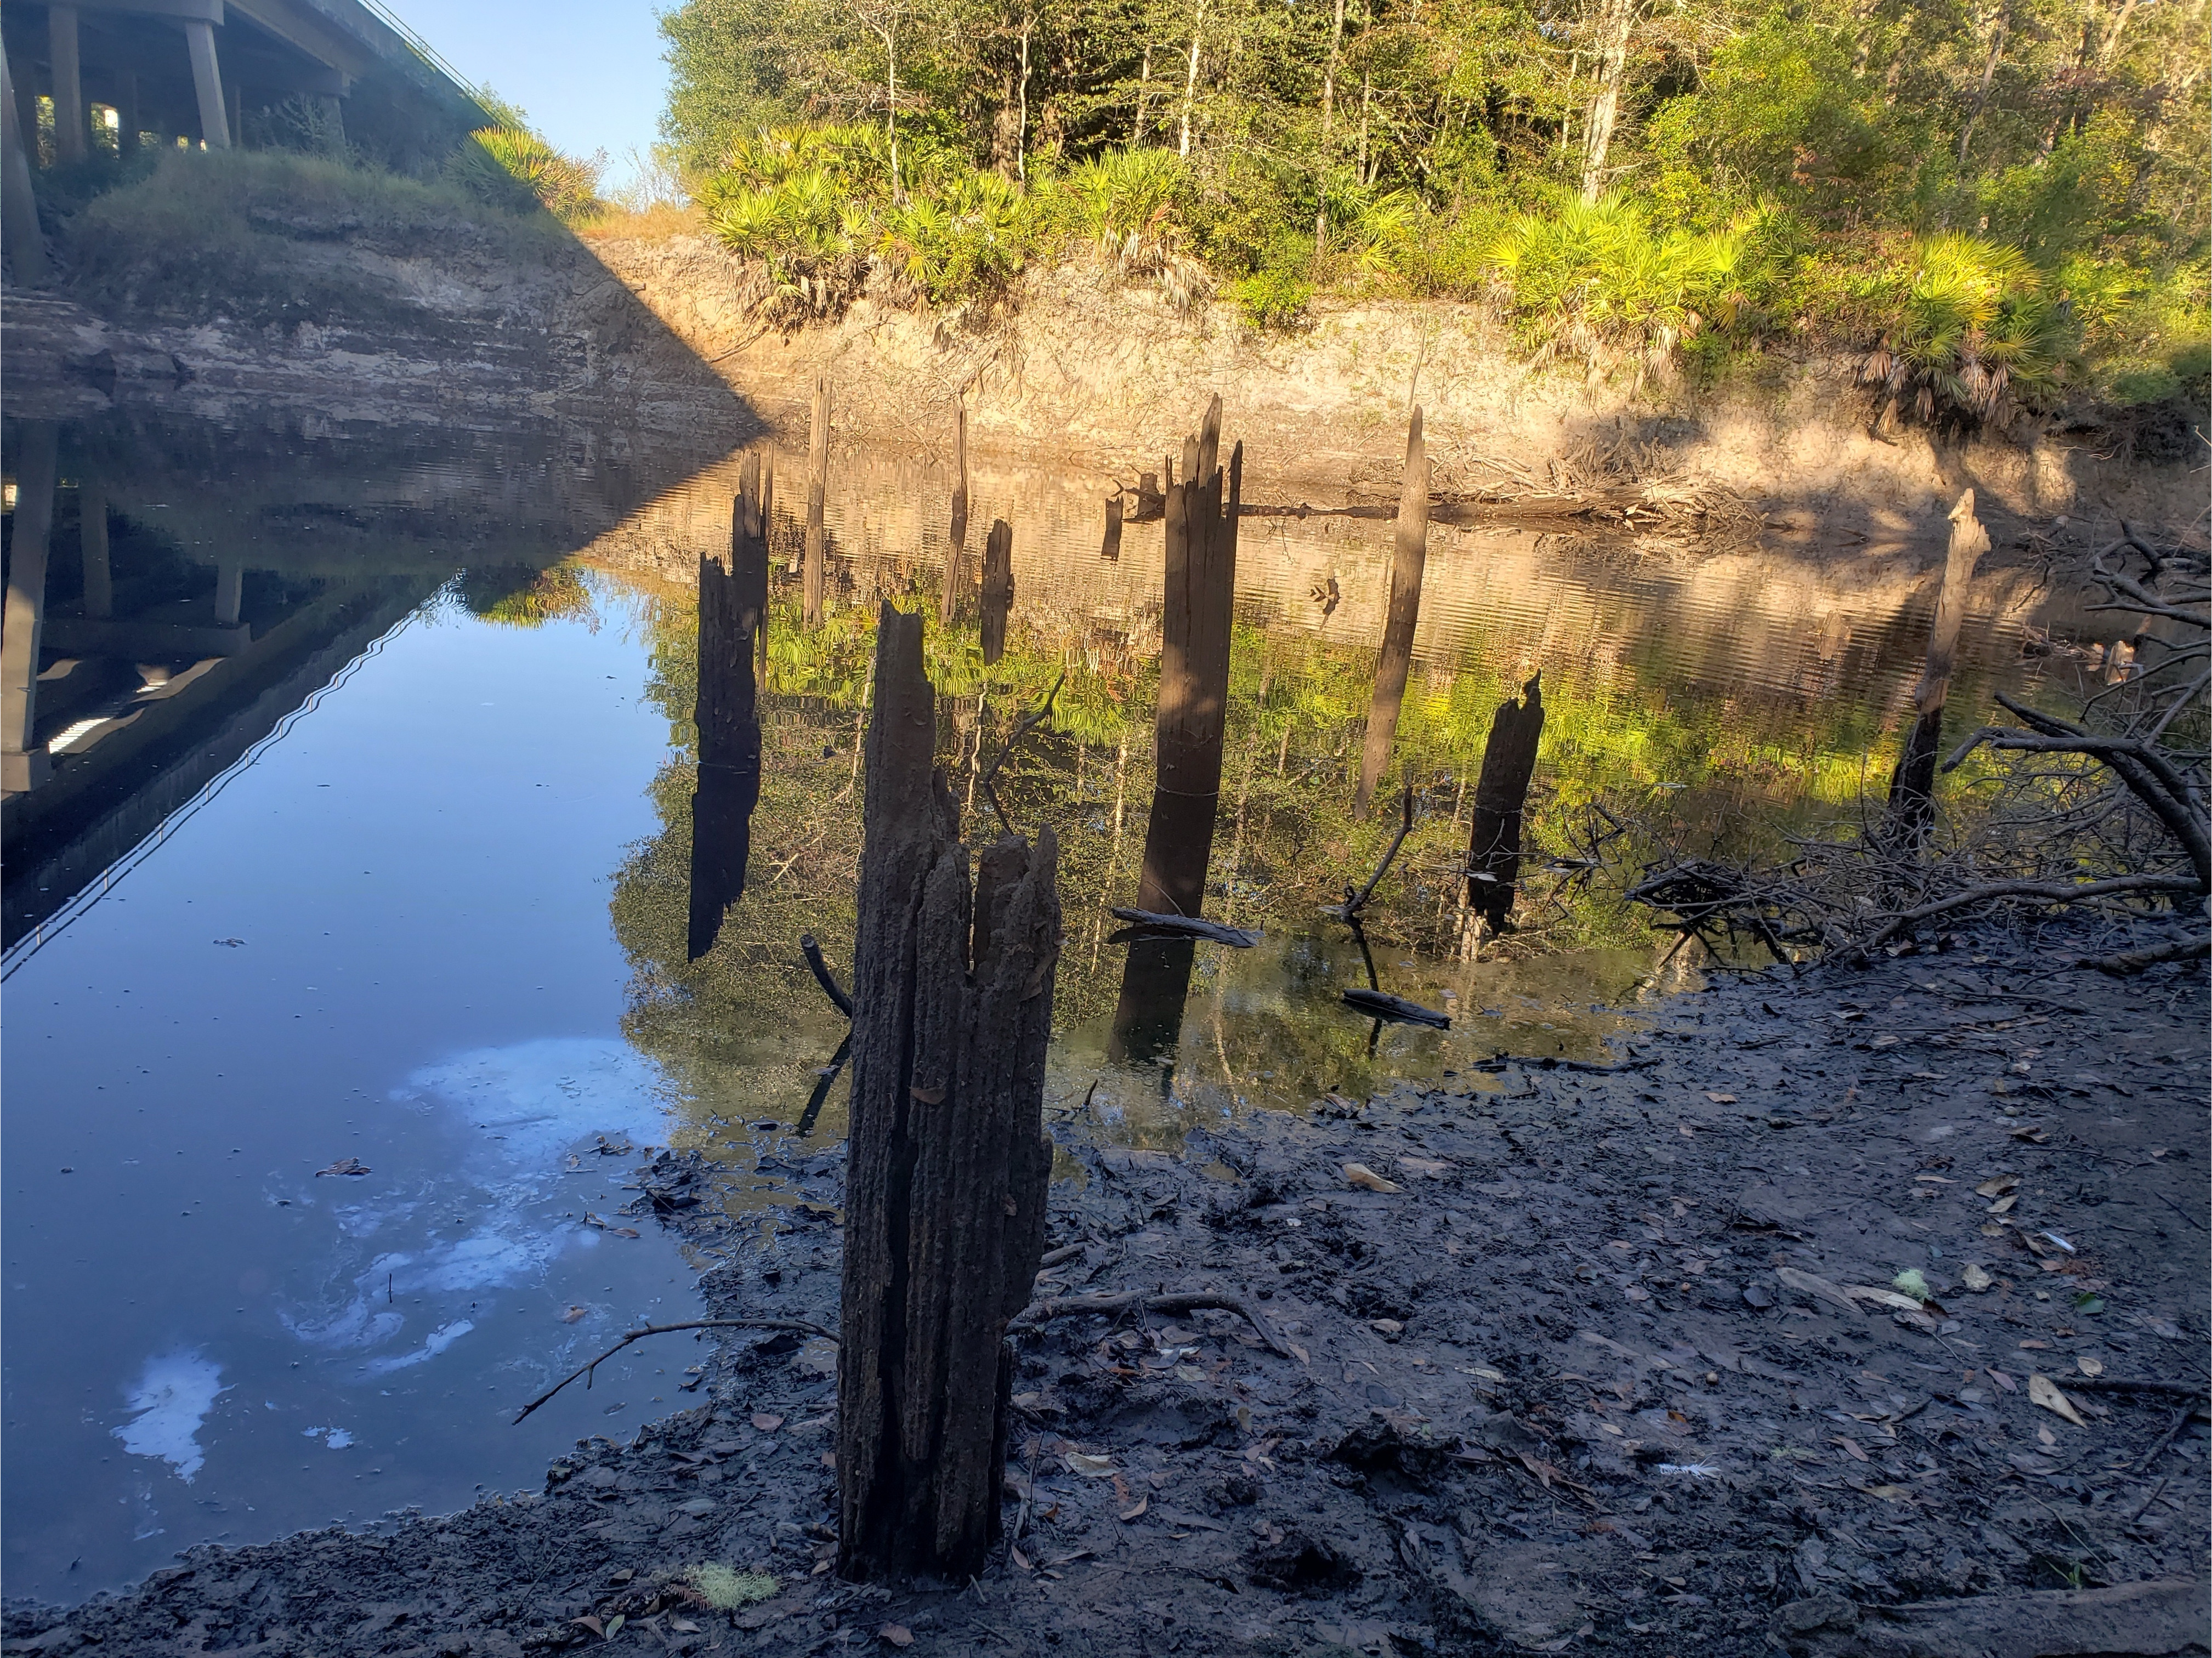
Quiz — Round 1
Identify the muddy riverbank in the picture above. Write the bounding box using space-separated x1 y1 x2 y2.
12 920 2203 1657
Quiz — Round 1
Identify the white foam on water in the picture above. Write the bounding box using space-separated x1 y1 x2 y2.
404 1037 670 1168
364 1318 477 1375
112 1350 228 1483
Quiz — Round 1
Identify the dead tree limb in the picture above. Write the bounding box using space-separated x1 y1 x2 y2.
800 932 855 1015
1008 1289 1294 1358
978 669 1066 837
1328 782 1416 920
514 1319 836 1423
1861 874 2202 952
1341 987 1450 1027
1107 908 1261 946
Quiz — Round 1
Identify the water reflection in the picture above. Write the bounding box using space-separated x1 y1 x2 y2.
686 461 769 961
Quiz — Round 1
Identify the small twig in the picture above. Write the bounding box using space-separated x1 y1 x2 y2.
2142 1401 2206 1463
2063 1377 2211 1400
1329 783 1417 919
799 933 854 1017
1008 1289 1294 1358
2124 1476 2170 1525
978 670 1066 837
514 1318 837 1423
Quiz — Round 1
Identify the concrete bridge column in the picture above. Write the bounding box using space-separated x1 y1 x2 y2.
4 427 60 796
183 19 229 150
214 561 242 627
1 40 51 285
48 5 86 163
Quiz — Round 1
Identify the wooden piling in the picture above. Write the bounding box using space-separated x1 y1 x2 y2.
980 518 1014 665
686 456 770 960
1354 406 1430 816
1881 490 1988 852
1466 671 1544 933
1109 395 1240 1065
804 371 830 629
1101 493 1124 562
941 406 970 626
837 603 1060 1582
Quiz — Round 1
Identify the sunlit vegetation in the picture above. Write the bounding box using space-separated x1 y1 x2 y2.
657 0 2207 425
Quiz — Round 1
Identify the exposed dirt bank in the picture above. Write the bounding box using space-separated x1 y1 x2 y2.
10 926 2203 1656
7 218 2205 559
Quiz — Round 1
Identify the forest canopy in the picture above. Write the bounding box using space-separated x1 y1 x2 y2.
655 0 2209 419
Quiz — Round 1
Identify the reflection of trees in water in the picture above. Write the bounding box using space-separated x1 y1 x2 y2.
455 561 597 628
603 572 2009 1143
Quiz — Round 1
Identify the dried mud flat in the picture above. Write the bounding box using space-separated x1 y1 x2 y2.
9 930 2208 1658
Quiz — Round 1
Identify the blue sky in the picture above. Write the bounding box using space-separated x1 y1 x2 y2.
386 1 672 192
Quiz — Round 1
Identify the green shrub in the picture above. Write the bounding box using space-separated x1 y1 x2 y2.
1232 266 1312 331
444 126 605 223
1855 233 2070 426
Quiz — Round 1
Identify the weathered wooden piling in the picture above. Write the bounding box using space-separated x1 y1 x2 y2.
1109 395 1241 1065
837 603 1060 1582
804 371 830 629
980 518 1014 665
686 455 770 960
1101 493 1124 562
1880 490 1988 851
1466 671 1544 932
941 406 970 626
1354 406 1430 816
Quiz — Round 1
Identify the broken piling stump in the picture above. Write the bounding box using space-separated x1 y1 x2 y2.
1354 406 1430 816
1881 489 1987 853
1101 492 1124 562
980 518 1013 665
1108 396 1241 1067
941 405 969 626
686 456 770 961
1466 671 1544 932
837 603 1060 1582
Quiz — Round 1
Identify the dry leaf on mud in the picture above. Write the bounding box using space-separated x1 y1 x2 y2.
1961 1264 1993 1292
1119 1497 1149 1521
1065 1452 1116 1477
878 1625 914 1648
2028 1373 2089 1428
570 1616 605 1638
1704 1092 1738 1104
1399 1156 1453 1177
751 1413 784 1432
561 1305 589 1322
1774 1267 1863 1318
2076 1356 2105 1377
1985 1367 2017 1393
1010 1547 1033 1571
1976 1174 2020 1197
1987 1195 2018 1214
1847 1287 1926 1313
1831 1435 1868 1462
1343 1162 1402 1194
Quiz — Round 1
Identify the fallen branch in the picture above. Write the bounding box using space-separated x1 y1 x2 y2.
799 933 854 1016
1008 1289 1294 1358
1861 874 2202 952
1326 783 1416 920
978 670 1066 837
1107 909 1261 947
2074 934 2211 976
1341 988 1450 1028
513 1318 838 1423
2062 1377 2210 1401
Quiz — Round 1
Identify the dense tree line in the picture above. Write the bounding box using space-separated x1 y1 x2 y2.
652 0 2205 417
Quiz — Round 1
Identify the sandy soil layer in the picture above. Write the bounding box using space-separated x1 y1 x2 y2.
6 927 2205 1657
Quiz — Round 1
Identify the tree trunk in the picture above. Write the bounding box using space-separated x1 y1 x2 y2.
1314 0 1347 262
805 372 830 629
1110 398 1239 1066
1016 15 1032 183
1956 3 2009 168
942 405 969 626
980 518 1013 665
1881 490 1988 852
1579 0 1635 200
1355 406 1430 815
1133 42 1152 143
1178 0 1207 158
1466 672 1544 930
838 603 1059 1583
688 456 770 961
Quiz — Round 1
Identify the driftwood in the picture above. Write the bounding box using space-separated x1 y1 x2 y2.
838 604 1060 1583
1107 907 1260 946
803 371 830 629
1467 672 1545 930
1341 987 1450 1027
799 932 854 1015
514 1318 836 1424
1328 782 1416 919
1355 407 1430 816
1881 491 1988 851
980 518 1014 666
686 457 769 961
1109 398 1242 1066
1008 1289 1294 1358
942 405 968 626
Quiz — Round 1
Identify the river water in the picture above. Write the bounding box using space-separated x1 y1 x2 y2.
1 408 2044 1598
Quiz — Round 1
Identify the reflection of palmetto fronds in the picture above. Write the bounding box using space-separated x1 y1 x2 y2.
1858 234 2067 427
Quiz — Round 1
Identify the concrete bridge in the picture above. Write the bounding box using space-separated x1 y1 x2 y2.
2 0 485 174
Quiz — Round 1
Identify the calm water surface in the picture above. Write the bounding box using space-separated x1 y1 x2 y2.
1 409 2040 1598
